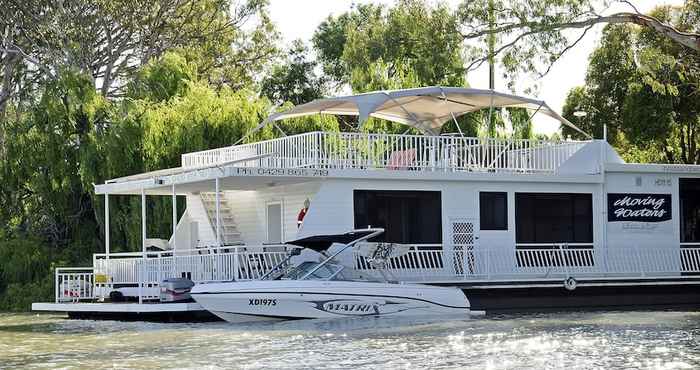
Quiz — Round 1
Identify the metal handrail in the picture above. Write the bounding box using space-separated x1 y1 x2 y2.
181 131 587 173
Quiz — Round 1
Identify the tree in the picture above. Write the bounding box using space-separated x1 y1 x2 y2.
457 0 700 87
563 7 700 164
261 40 327 106
561 24 637 143
0 70 111 250
0 0 279 120
128 52 198 103
311 0 485 135
313 0 467 93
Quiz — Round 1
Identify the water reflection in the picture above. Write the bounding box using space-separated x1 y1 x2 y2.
1 311 699 369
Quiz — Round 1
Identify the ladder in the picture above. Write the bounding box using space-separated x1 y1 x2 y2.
200 192 243 245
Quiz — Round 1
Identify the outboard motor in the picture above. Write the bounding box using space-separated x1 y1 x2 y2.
159 278 195 303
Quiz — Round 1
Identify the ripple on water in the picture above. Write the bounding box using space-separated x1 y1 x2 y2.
0 311 699 369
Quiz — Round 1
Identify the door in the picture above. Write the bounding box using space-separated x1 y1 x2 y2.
450 218 478 275
266 202 283 243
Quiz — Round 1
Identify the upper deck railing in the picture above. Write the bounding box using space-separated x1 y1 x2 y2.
181 131 587 174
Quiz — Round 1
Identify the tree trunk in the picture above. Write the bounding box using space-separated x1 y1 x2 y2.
0 26 18 159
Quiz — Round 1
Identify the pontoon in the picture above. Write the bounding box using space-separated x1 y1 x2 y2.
32 86 700 320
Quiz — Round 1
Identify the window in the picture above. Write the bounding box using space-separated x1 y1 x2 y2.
480 192 508 230
515 193 593 244
353 190 442 244
681 179 700 243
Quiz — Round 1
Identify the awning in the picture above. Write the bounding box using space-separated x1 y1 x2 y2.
265 86 589 137
285 230 381 252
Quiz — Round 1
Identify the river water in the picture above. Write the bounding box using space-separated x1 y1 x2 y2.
1 311 699 369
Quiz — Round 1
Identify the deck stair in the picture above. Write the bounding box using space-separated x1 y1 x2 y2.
200 192 243 245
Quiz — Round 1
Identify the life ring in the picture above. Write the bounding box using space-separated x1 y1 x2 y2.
564 277 577 291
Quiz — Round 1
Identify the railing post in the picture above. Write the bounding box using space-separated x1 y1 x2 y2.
105 193 110 258
140 188 146 305
158 254 163 289
560 244 569 278
233 247 240 281
172 184 177 250
313 132 319 167
55 269 59 303
215 177 221 246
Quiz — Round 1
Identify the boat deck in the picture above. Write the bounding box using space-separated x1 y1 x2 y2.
31 302 219 322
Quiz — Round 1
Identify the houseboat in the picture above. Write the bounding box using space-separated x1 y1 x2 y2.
32 87 700 320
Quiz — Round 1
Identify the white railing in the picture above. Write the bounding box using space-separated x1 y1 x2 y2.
56 244 700 304
181 131 587 174
352 245 700 282
55 268 96 303
92 246 298 288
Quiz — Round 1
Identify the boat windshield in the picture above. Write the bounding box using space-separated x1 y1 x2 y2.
283 261 343 280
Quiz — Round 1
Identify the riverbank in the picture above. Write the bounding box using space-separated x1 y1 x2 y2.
2 311 699 369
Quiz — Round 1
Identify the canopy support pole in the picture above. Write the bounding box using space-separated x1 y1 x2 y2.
232 103 284 146
382 92 436 136
439 87 464 137
215 178 221 246
140 188 146 305
521 103 543 139
104 193 110 259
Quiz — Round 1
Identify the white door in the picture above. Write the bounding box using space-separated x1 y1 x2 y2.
267 202 283 243
450 218 478 275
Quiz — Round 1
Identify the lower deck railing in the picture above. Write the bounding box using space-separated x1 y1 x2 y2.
54 245 700 303
55 268 96 302
351 245 700 282
55 246 298 303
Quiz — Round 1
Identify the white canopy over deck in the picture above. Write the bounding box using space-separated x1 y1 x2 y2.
261 86 589 137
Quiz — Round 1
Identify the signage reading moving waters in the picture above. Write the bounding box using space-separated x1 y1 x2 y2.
607 193 672 222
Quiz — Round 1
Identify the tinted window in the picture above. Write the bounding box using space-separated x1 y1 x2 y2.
515 193 593 244
354 190 442 244
681 178 700 242
480 192 507 230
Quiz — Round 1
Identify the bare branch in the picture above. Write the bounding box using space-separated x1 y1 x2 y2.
462 12 700 52
465 28 541 72
538 23 596 78
0 45 55 78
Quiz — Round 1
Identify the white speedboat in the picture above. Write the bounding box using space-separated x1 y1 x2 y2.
191 229 470 323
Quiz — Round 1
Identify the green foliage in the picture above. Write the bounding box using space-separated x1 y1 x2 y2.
141 83 269 169
1 70 109 245
563 4 700 164
261 40 327 106
311 0 486 135
313 0 466 92
457 0 700 90
129 53 198 102
0 237 55 311
562 25 638 143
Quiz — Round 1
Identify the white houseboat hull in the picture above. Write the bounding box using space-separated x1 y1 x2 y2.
191 280 469 323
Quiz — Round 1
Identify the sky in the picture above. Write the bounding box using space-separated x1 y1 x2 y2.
266 0 685 135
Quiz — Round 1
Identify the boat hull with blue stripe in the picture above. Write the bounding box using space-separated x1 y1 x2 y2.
191 280 469 323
